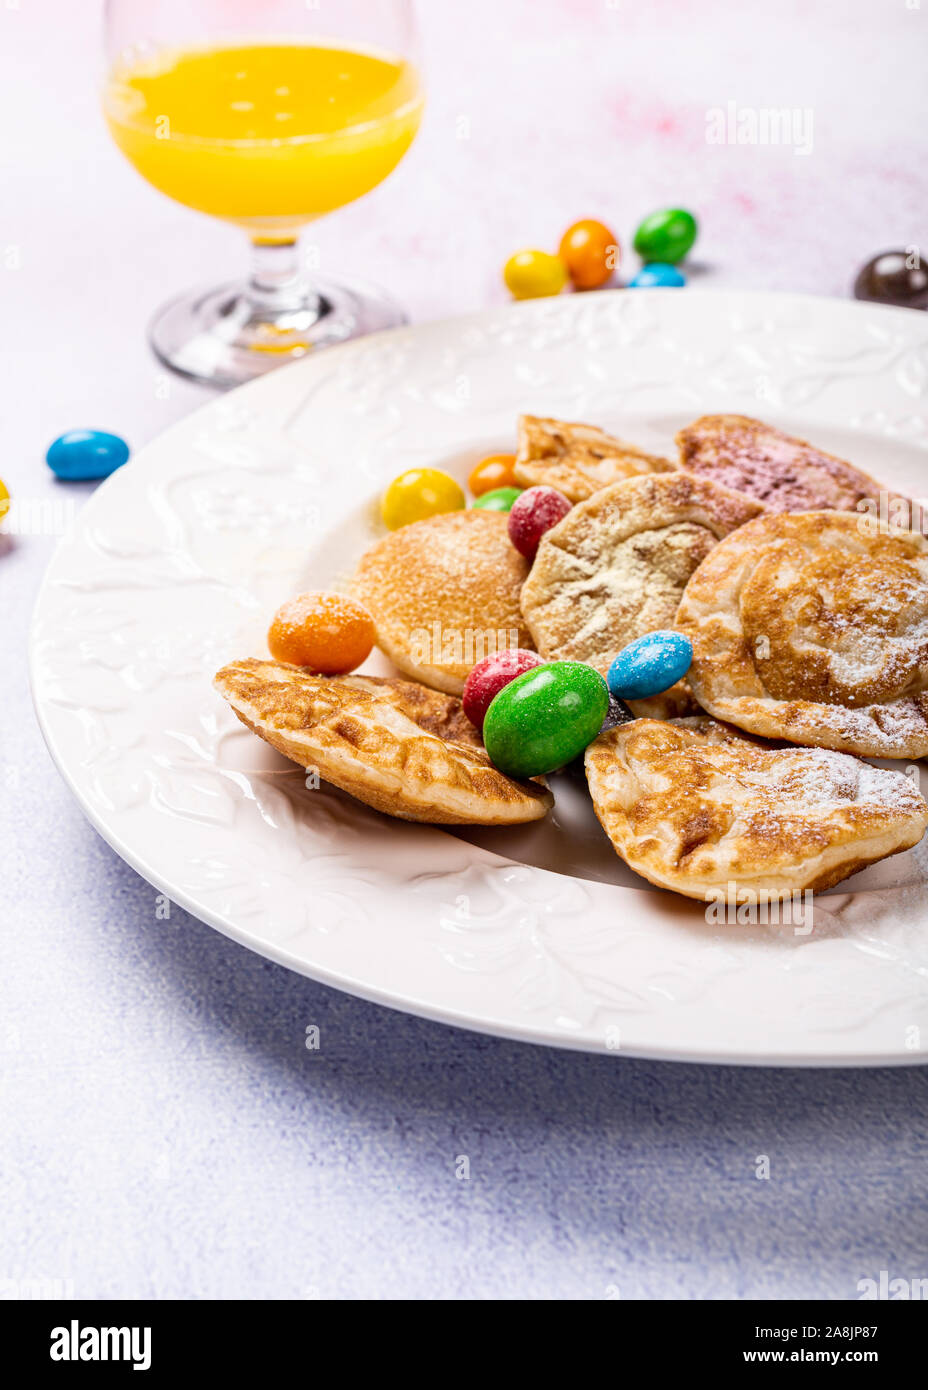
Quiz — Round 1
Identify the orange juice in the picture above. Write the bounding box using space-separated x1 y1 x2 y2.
104 43 423 234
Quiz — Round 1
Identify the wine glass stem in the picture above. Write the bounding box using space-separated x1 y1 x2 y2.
248 236 316 313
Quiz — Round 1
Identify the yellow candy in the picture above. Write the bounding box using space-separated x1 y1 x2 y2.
503 249 568 301
0 478 9 526
381 468 465 530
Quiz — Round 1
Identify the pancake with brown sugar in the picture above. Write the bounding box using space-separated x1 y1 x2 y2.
519 471 766 717
214 659 553 825
585 718 928 899
677 415 894 513
352 510 534 695
676 510 928 757
513 414 675 502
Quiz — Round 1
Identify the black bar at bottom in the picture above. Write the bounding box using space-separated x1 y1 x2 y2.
0 1297 922 1374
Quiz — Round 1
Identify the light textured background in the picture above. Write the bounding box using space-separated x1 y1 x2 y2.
3 0 927 1300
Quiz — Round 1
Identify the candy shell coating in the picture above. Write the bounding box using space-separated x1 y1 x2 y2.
507 485 572 558
632 208 697 265
503 249 568 301
558 219 620 289
46 430 130 480
468 454 518 497
628 263 686 289
471 486 523 513
607 630 692 701
483 661 609 778
268 591 375 674
462 648 544 731
853 250 928 309
381 468 465 529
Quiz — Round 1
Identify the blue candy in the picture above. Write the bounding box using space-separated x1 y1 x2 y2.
628 263 686 289
46 430 130 481
607 630 692 701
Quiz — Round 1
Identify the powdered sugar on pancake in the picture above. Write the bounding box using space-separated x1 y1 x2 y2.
769 695 928 756
736 746 923 813
520 470 765 718
677 511 928 758
585 719 928 900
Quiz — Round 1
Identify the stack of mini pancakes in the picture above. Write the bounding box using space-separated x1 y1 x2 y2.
216 412 928 903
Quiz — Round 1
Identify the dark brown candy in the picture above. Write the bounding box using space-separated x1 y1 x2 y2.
599 694 635 734
854 251 928 310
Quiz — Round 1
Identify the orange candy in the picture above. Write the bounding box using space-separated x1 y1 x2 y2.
468 454 518 497
558 219 620 290
268 591 375 674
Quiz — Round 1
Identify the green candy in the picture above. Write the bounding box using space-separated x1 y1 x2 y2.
632 208 698 265
472 486 523 513
483 661 609 778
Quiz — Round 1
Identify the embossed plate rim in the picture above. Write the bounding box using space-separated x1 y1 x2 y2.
29 289 928 1066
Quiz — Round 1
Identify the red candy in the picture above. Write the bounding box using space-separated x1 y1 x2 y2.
462 648 545 731
507 485 572 559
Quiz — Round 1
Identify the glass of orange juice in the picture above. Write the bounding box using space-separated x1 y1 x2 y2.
103 0 424 388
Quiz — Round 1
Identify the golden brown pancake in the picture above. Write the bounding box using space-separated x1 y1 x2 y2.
352 510 534 695
666 714 772 747
513 414 675 502
676 510 928 758
585 718 928 899
214 659 553 825
519 471 766 717
677 415 893 513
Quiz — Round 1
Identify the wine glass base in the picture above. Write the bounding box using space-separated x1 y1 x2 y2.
148 275 408 390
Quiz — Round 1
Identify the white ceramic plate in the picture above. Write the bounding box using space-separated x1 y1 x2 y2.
31 290 928 1065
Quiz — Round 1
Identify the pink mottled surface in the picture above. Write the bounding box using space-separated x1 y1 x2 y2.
2 1 927 1301
2 0 924 439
